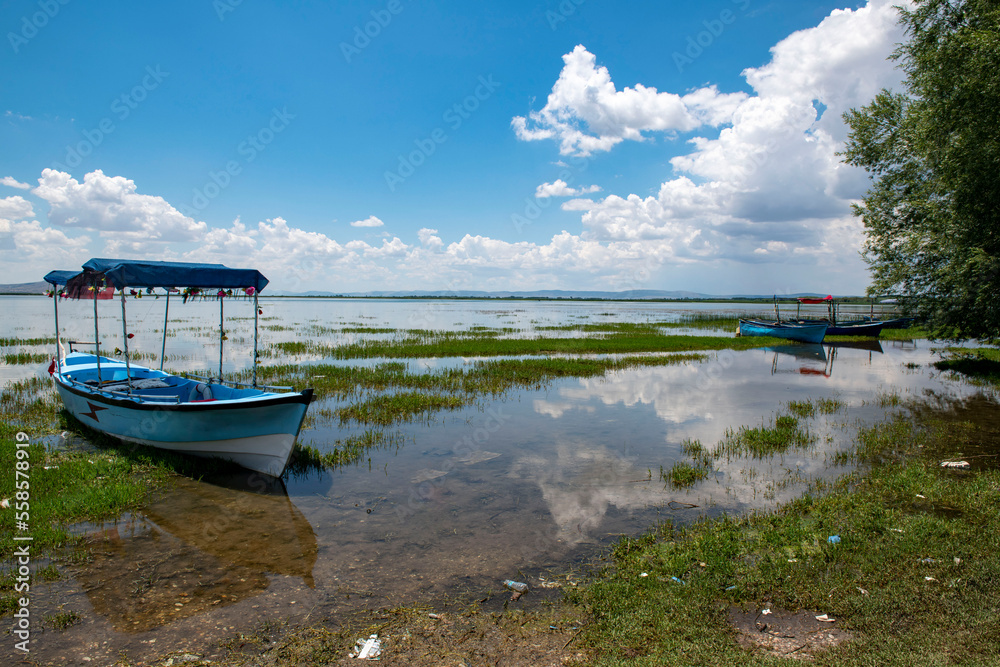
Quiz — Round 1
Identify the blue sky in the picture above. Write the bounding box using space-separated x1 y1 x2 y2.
1 0 909 294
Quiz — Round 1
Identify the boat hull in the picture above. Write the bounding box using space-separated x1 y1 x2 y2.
826 321 884 337
739 319 828 344
792 319 885 337
53 358 312 477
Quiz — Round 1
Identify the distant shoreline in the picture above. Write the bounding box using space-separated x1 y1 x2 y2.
0 292 882 304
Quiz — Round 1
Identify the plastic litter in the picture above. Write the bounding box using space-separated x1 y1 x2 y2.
815 614 835 623
762 608 772 615
827 535 841 544
669 576 685 585
354 635 381 660
725 585 737 591
940 460 971 469
920 558 936 564
503 580 528 593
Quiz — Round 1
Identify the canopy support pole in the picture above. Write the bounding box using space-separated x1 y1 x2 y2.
93 288 102 385
253 292 259 388
160 291 170 371
218 292 224 381
120 290 133 395
52 284 61 371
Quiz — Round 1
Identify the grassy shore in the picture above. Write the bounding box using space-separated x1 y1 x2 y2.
112 388 1000 667
567 407 1000 666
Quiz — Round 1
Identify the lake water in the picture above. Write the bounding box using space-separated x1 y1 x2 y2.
0 295 988 665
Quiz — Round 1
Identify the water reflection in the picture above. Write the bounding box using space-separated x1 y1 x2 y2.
766 344 828 376
72 473 317 633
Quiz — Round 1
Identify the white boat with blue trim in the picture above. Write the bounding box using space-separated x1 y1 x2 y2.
45 259 313 477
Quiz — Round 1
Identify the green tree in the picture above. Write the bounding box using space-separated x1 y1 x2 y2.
842 0 1000 339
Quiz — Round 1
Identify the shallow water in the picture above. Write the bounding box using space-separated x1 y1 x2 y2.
2 296 992 665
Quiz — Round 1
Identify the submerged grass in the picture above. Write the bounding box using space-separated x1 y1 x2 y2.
0 336 56 347
719 413 816 458
661 461 711 489
258 354 709 427
933 347 1000 386
574 410 1000 666
337 392 465 425
267 329 784 359
787 397 845 418
3 351 51 365
290 429 404 471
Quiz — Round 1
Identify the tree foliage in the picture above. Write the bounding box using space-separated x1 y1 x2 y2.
842 0 1000 339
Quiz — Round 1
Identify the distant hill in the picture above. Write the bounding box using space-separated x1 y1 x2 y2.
0 281 49 295
304 289 714 299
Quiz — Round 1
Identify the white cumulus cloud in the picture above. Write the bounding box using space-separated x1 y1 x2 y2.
512 44 748 156
546 0 909 269
1 176 31 190
350 215 385 228
0 196 34 220
417 227 443 249
32 169 207 242
535 180 602 198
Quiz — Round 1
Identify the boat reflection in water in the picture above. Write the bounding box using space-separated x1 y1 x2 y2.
71 472 317 633
766 344 828 377
766 340 885 378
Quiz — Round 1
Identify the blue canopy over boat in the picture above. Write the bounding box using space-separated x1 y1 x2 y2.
80 258 269 291
43 270 81 286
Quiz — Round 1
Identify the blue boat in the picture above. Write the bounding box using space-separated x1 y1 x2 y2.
44 259 313 477
738 319 828 344
791 318 885 337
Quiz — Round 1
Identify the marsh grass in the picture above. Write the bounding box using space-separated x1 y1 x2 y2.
337 392 465 425
575 411 1000 666
933 347 1000 386
3 351 50 365
787 400 816 418
0 376 62 432
720 414 815 458
880 326 927 340
658 312 762 330
680 438 715 469
0 337 56 347
787 398 845 418
266 329 784 360
661 461 711 489
290 429 404 471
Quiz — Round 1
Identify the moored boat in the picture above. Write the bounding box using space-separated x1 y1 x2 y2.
865 316 915 329
738 319 829 344
44 259 313 477
791 318 886 337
